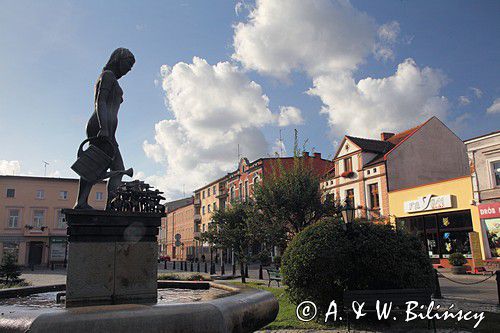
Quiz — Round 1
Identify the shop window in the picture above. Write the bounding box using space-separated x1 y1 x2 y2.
493 161 500 187
368 184 379 209
344 157 353 173
8 209 20 228
6 188 15 198
3 242 19 261
484 218 500 257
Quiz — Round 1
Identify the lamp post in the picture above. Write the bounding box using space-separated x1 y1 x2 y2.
341 200 355 230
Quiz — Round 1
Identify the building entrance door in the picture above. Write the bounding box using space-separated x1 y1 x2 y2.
28 242 44 266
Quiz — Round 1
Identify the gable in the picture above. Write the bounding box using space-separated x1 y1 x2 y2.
335 137 361 159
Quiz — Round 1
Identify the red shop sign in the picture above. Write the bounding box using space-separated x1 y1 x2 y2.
478 202 500 219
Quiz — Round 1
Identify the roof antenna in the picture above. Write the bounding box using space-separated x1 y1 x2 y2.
42 161 49 177
279 129 283 157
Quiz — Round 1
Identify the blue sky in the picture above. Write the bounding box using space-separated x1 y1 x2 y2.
0 0 499 200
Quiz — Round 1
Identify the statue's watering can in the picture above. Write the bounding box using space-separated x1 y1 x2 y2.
71 137 133 182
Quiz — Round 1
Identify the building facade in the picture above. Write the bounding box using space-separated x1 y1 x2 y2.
0 176 106 266
387 117 481 267
465 130 500 265
163 197 195 261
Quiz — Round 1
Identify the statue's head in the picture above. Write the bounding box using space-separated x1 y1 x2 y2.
103 48 135 78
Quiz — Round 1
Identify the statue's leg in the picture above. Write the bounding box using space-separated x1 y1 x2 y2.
106 147 125 209
74 178 94 209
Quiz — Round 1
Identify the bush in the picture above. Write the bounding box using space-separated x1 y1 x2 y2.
448 252 467 266
281 219 435 315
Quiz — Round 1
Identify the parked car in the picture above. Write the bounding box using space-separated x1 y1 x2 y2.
158 255 171 263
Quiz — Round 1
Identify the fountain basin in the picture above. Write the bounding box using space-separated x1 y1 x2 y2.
0 282 278 333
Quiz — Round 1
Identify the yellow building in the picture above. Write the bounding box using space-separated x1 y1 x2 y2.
389 176 485 267
0 175 106 267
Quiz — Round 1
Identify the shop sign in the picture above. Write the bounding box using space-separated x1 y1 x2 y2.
50 238 66 261
478 202 500 219
404 194 452 213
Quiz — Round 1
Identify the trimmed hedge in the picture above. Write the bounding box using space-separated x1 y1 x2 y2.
281 219 435 314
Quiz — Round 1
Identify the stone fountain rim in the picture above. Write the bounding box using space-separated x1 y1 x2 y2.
0 281 279 333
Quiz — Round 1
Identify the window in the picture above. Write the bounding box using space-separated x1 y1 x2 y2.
202 224 205 232
208 205 211 213
36 189 44 199
244 181 249 199
202 206 205 215
207 188 211 196
33 210 45 228
367 170 371 175
344 157 353 172
6 188 15 198
346 189 355 207
202 191 205 199
59 191 68 200
369 184 380 209
8 209 20 228
239 183 243 199
213 202 217 211
213 185 216 196
96 192 103 201
56 209 66 229
493 161 500 187
230 186 235 201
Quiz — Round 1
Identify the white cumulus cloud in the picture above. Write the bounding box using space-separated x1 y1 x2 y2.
487 98 500 114
233 0 377 78
143 57 274 200
0 160 21 175
277 106 304 127
458 96 471 106
307 58 449 138
233 0 449 139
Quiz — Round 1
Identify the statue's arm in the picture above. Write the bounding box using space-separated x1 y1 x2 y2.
95 71 115 137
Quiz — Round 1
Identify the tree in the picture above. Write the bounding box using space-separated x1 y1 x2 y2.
0 252 23 285
200 201 256 283
252 156 338 253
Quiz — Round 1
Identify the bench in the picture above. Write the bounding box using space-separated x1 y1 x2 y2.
343 289 435 332
265 268 282 287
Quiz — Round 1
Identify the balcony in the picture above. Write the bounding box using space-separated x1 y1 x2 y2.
216 189 228 199
194 214 201 222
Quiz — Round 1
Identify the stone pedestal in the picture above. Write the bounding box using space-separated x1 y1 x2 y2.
63 209 162 308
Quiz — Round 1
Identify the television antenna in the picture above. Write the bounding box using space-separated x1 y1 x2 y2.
42 161 49 177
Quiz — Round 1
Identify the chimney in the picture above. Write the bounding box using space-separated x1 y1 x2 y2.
302 151 309 157
380 132 395 141
313 152 321 158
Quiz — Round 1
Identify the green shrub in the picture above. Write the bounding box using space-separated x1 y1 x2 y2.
0 252 23 284
448 252 467 266
281 218 435 315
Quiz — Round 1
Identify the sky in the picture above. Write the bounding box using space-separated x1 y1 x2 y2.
0 0 499 201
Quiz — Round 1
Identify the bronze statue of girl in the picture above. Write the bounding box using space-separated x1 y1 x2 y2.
74 48 135 209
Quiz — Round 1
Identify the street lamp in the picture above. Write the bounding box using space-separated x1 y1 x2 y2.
341 199 355 230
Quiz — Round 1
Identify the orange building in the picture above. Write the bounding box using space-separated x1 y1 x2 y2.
163 197 195 260
0 175 106 267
